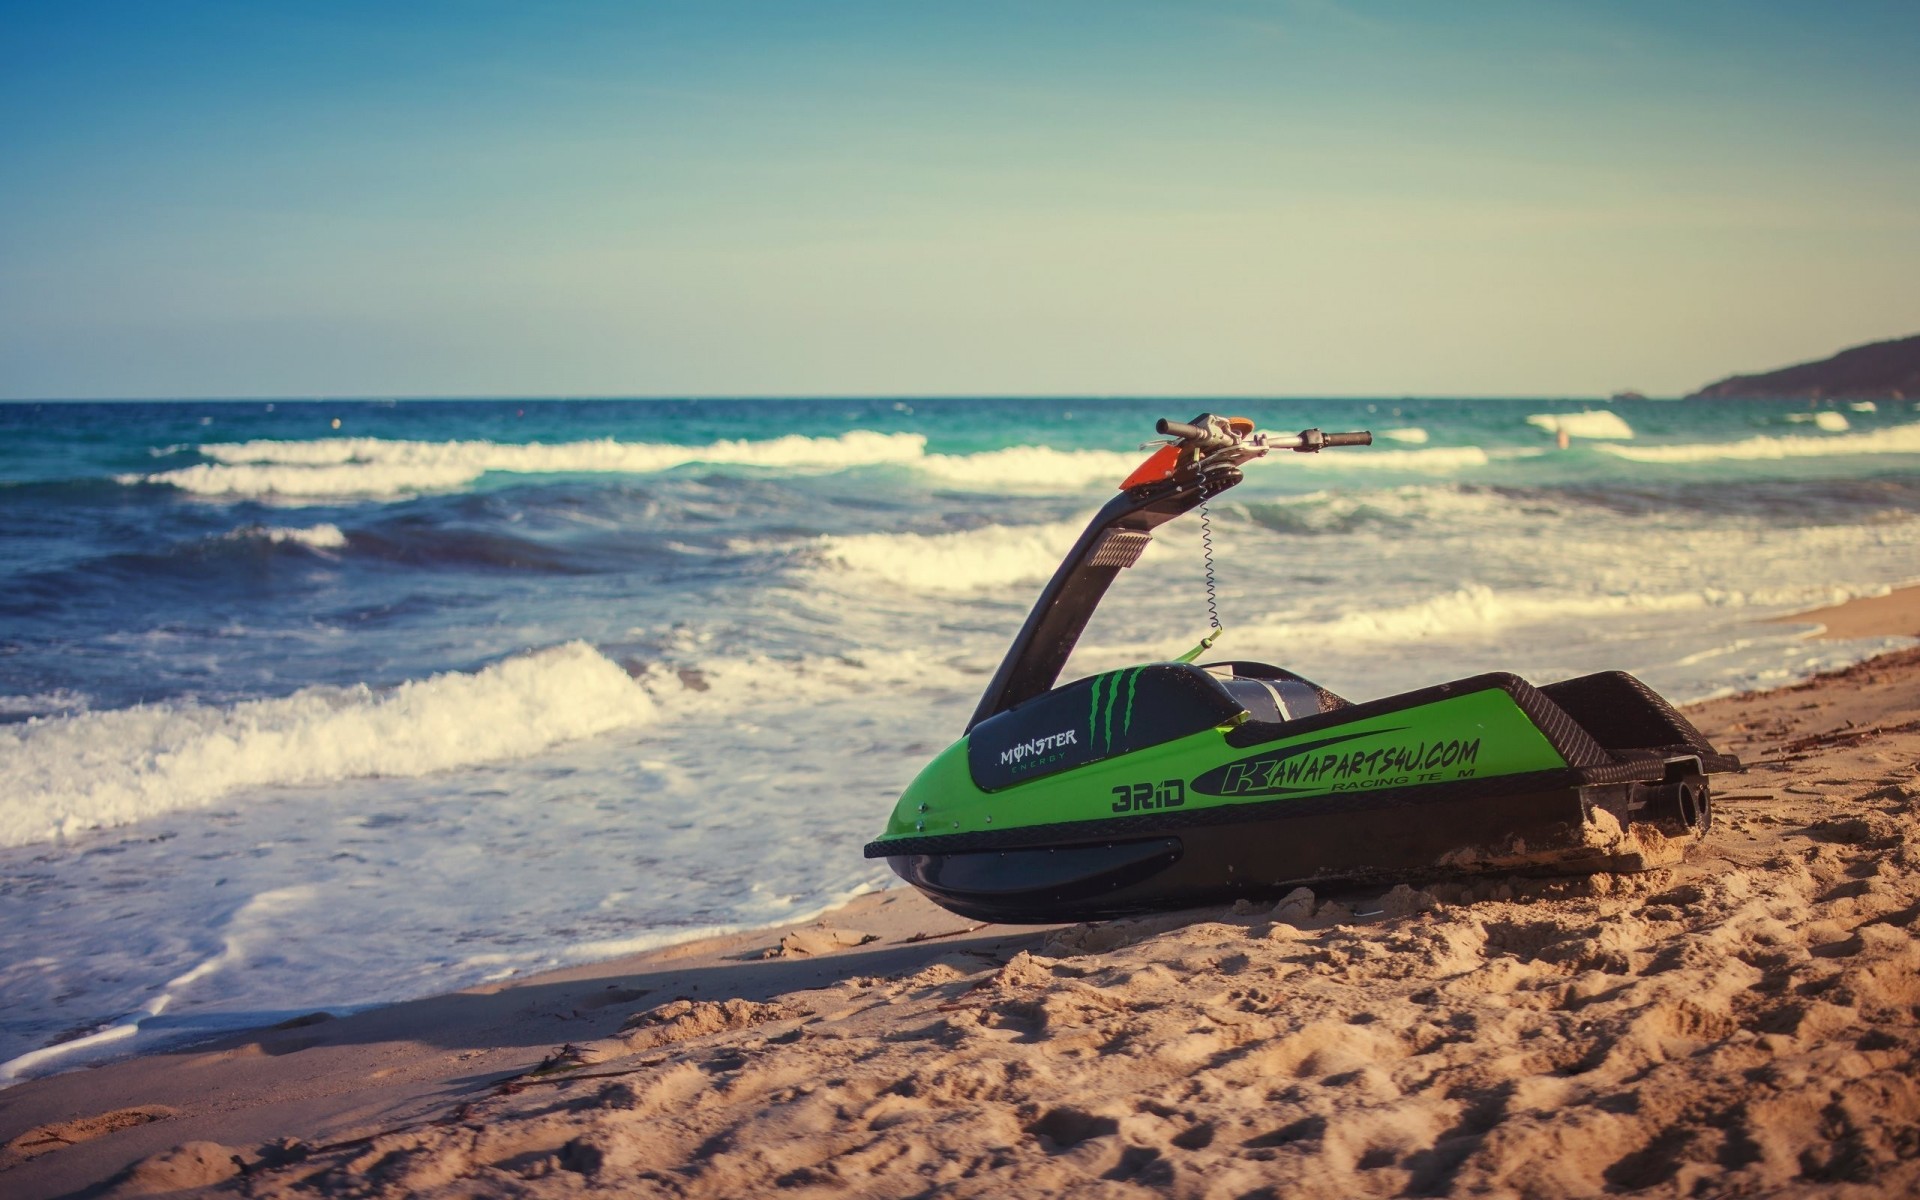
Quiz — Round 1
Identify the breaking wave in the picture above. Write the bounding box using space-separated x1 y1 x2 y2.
124 430 1517 502
126 431 929 499
1785 411 1851 432
1083 584 1771 667
223 523 349 550
813 518 1088 592
1242 485 1517 535
1528 410 1634 440
0 643 657 847
1248 584 1722 646
129 461 481 500
0 641 974 849
1594 423 1920 464
0 691 90 719
915 447 1145 491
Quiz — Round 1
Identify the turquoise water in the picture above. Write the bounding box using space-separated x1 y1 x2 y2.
1 395 1916 1080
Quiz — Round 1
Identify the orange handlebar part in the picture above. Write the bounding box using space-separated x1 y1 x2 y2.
1118 443 1181 490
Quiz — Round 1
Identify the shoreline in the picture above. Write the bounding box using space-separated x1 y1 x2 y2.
2 591 1918 1195
1771 581 1920 641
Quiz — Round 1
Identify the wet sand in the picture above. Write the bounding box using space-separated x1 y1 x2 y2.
3 594 1917 1198
1777 583 1920 641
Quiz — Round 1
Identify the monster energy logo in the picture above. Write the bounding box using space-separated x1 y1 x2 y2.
998 729 1078 766
1088 667 1143 754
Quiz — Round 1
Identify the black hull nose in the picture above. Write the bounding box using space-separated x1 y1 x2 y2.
889 838 1184 924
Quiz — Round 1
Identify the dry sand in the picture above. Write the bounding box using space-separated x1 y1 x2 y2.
3 596 1918 1198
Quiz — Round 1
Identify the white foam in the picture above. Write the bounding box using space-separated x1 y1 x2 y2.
1593 423 1920 464
556 879 885 963
1079 584 1742 669
202 430 930 471
915 446 1146 491
0 643 657 848
1324 445 1491 469
0 691 90 717
0 636 985 852
225 523 349 550
813 518 1088 592
0 887 313 1085
126 430 1499 501
1783 412 1851 430
1850 401 1878 413
1380 427 1429 444
128 461 484 500
1255 584 1716 646
129 431 930 499
1528 410 1635 440
622 646 973 720
915 441 1497 487
1245 484 1518 532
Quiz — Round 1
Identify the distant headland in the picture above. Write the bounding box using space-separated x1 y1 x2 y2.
1688 333 1920 400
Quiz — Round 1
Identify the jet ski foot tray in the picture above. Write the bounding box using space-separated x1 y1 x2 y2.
865 416 1739 924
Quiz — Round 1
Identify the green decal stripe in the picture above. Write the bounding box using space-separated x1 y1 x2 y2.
1103 669 1125 751
1121 667 1139 738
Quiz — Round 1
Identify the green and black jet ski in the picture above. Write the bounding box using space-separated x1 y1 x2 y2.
865 414 1739 923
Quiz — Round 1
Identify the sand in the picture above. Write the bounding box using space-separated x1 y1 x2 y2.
1777 584 1920 641
3 595 1917 1198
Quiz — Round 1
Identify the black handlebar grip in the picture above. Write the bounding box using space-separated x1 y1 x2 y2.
1322 431 1372 447
1156 417 1237 452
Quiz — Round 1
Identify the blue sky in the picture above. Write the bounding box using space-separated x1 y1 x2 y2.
3 1 1916 398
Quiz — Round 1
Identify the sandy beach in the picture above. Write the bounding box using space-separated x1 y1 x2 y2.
2 591 1917 1199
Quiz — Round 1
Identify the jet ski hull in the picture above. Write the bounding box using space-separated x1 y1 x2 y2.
884 775 1709 924
868 668 1732 924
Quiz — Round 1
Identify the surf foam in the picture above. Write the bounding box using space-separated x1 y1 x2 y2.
912 442 1491 487
914 447 1146 491
129 432 930 499
1254 583 1718 645
1528 410 1634 440
224 523 349 550
813 518 1089 592
1594 423 1920 464
0 887 314 1085
134 430 1507 502
0 691 90 718
130 461 485 500
0 643 657 848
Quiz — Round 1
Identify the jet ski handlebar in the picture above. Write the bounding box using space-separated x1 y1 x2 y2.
1291 428 1373 451
1155 417 1233 450
972 413 1373 727
1154 417 1372 455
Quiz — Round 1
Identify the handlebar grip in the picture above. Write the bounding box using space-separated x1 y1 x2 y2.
1322 431 1372 447
1155 417 1235 452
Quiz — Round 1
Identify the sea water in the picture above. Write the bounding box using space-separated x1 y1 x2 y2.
2 396 1916 1082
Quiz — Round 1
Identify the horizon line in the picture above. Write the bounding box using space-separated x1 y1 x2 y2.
1 391 1694 405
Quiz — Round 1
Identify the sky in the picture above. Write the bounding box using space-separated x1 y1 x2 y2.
2 0 1917 399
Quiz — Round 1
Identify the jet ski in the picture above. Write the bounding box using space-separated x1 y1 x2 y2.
864 414 1739 923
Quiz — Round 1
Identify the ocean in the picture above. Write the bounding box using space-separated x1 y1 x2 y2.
2 396 1916 1083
